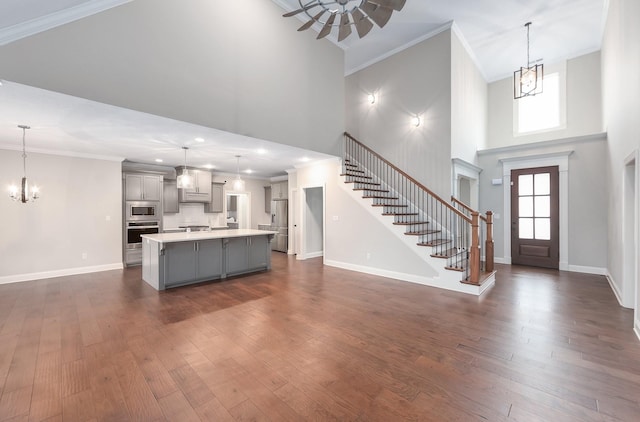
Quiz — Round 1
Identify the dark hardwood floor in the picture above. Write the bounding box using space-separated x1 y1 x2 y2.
0 254 638 421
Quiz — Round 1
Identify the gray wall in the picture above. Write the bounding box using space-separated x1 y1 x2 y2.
488 51 602 149
345 30 453 198
0 0 345 156
602 0 640 312
451 27 488 163
0 150 122 281
477 137 608 269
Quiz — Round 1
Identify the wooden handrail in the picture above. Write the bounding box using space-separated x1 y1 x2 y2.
345 132 471 223
451 196 487 222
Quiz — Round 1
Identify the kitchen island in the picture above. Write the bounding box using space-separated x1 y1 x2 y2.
141 229 277 290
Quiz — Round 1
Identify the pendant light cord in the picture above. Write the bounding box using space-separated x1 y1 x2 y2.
526 22 531 68
18 125 30 178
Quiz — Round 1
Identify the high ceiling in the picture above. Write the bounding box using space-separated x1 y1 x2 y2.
0 0 607 175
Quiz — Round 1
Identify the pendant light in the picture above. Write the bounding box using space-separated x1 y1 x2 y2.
176 146 194 189
8 125 40 203
233 155 245 191
514 22 544 99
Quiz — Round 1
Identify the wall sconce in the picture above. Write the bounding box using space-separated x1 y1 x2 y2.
367 93 376 104
411 115 421 127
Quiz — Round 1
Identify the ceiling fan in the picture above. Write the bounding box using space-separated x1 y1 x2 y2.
283 0 406 42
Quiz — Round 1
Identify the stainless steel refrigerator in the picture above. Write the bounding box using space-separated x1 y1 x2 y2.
270 199 288 252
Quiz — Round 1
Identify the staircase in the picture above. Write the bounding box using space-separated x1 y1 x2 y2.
342 132 495 294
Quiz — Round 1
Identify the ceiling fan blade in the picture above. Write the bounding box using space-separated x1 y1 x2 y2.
283 2 319 18
317 13 337 39
298 10 326 31
361 1 394 28
338 12 352 42
351 9 374 38
369 0 406 12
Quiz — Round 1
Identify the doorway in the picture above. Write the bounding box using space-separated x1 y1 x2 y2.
226 193 250 229
511 166 559 269
623 155 637 310
299 186 324 260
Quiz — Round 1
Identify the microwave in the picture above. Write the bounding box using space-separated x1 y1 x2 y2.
126 201 159 221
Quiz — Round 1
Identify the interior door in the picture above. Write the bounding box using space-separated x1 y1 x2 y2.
511 166 559 269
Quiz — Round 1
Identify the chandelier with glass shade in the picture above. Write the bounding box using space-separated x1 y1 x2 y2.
8 125 40 203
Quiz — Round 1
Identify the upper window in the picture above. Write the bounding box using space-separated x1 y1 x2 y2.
514 63 566 136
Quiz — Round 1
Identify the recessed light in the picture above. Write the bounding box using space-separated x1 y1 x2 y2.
195 137 205 143
155 158 163 163
245 169 253 174
204 164 214 169
257 148 267 154
300 157 310 162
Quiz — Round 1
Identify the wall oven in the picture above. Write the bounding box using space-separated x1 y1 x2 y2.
126 201 159 221
125 220 160 265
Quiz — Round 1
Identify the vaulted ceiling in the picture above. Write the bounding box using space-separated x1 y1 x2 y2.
0 0 607 175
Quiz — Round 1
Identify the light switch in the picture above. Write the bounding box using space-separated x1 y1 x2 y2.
332 215 339 221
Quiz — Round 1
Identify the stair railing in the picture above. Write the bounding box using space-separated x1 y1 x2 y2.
451 197 494 274
343 132 490 284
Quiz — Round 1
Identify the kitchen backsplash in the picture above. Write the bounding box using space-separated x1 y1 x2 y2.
163 203 227 229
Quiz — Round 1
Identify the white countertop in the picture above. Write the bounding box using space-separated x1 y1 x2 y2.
142 229 278 244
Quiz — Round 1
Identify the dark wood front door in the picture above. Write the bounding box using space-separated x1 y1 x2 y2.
511 166 559 269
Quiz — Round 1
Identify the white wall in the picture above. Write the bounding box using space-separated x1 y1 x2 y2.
488 51 603 149
345 29 453 198
295 159 440 277
0 0 345 156
451 27 488 163
602 0 640 313
477 137 608 271
0 150 122 282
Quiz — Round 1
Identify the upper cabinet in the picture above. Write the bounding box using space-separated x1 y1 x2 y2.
271 181 288 199
264 186 272 213
163 180 179 213
178 169 212 203
204 182 225 213
125 174 161 201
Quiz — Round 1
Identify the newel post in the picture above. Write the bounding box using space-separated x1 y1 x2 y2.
485 211 494 273
469 211 480 284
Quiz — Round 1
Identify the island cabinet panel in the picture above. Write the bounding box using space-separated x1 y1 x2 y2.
248 235 269 269
164 242 197 287
197 239 224 279
225 237 248 275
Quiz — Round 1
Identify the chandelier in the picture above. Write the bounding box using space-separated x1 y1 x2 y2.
514 22 544 99
176 146 195 189
283 0 406 42
9 125 40 203
233 155 245 191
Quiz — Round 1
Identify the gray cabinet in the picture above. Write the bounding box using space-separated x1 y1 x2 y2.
163 239 224 287
125 174 161 201
178 169 212 203
271 181 288 199
225 236 270 276
204 182 225 213
264 186 272 213
163 180 179 213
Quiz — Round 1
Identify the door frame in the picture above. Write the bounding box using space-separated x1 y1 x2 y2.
623 151 638 313
501 151 572 270
452 158 481 210
297 184 326 261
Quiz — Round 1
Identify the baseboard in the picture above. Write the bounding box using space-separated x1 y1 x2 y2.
567 265 608 276
494 257 509 265
0 263 124 285
606 271 626 308
634 318 640 342
324 259 489 296
305 251 324 259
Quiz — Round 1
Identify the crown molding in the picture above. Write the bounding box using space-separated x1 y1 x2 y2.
0 143 124 162
0 0 132 46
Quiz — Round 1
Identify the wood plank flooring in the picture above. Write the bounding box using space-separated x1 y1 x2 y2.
0 255 639 421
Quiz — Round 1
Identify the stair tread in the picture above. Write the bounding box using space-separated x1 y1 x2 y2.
353 188 389 192
381 212 418 216
344 181 381 186
417 239 450 247
363 196 399 199
372 204 408 207
392 221 430 226
405 229 440 236
430 248 461 259
461 270 497 286
445 265 466 272
341 174 372 179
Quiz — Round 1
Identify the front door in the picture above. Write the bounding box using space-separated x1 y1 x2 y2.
511 166 559 269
